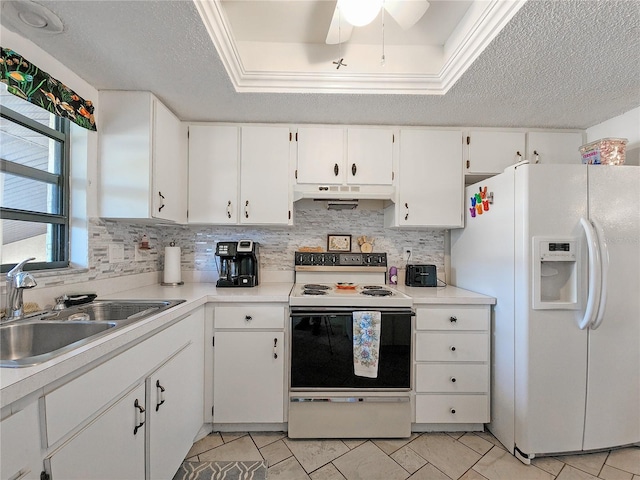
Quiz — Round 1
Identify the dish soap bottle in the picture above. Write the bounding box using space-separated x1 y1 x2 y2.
389 266 398 285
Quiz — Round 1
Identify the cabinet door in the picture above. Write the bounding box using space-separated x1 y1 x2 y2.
188 125 239 223
153 99 187 223
465 131 525 174
213 331 285 423
347 128 394 185
240 126 292 225
1 401 42 480
527 131 584 165
296 127 345 184
397 129 463 227
47 383 146 480
148 341 204 480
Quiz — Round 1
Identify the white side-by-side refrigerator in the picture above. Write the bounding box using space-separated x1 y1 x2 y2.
451 162 639 462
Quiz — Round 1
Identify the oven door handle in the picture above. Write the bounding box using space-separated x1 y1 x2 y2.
291 397 410 403
290 308 415 316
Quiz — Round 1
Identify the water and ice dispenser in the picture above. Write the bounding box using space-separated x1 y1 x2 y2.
533 238 580 310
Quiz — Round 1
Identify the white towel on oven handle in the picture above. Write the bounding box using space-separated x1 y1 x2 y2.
353 311 381 378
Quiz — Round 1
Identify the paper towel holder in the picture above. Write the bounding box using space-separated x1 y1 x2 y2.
161 241 184 286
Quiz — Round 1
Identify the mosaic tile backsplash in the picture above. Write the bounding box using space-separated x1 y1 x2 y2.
50 206 445 288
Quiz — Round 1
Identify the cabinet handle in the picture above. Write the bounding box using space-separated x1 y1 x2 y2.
334 163 339 176
158 191 165 212
351 163 357 176
533 150 540 164
273 338 278 359
155 380 166 411
133 398 145 435
404 203 409 221
450 408 456 415
450 377 457 383
245 315 252 321
227 200 232 219
450 346 456 352
449 316 457 323
244 200 249 219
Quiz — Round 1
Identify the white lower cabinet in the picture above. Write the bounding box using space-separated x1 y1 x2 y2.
213 305 286 425
148 339 204 480
0 401 43 480
414 305 490 425
44 309 204 480
47 383 147 479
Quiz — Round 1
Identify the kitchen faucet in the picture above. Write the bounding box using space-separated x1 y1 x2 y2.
4 257 37 321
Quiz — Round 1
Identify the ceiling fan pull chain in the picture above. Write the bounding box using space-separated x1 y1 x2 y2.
381 1 386 66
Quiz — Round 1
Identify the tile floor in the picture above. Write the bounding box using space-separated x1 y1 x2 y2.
184 430 640 480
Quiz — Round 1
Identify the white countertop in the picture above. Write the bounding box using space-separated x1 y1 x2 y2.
1 282 492 410
394 285 496 305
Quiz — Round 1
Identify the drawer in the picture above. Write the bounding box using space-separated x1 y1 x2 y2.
415 394 489 423
415 332 489 362
415 364 489 393
416 305 489 331
215 305 285 329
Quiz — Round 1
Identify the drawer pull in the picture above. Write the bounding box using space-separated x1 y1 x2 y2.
449 316 457 323
450 346 456 352
245 315 252 321
450 377 457 383
450 408 456 415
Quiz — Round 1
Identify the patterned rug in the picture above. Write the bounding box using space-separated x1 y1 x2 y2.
172 460 268 480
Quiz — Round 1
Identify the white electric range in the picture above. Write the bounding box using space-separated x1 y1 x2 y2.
288 252 414 439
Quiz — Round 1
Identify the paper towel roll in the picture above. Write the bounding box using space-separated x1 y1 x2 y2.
163 246 183 285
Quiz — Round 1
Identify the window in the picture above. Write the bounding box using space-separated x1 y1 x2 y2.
1 84 70 272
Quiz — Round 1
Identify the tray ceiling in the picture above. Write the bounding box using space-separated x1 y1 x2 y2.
197 0 526 94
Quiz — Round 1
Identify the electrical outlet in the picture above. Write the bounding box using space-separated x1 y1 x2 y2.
108 244 124 263
405 247 413 262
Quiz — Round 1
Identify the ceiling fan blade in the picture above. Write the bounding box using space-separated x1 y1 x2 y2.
383 0 430 30
325 5 354 44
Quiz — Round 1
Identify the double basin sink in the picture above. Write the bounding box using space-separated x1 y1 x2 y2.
0 300 185 368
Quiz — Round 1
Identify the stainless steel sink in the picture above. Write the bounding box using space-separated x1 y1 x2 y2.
0 321 116 367
55 300 185 322
0 299 185 368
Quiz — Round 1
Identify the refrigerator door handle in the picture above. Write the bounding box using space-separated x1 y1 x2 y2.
591 219 609 330
579 218 602 330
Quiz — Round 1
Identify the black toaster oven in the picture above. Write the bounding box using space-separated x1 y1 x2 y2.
405 264 438 287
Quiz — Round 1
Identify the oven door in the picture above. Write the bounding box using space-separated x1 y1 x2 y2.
290 307 413 390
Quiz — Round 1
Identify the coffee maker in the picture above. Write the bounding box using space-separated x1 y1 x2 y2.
215 240 260 287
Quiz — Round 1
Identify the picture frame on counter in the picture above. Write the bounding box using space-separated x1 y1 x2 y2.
327 234 351 252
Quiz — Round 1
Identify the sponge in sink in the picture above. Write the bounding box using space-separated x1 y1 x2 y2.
23 302 41 314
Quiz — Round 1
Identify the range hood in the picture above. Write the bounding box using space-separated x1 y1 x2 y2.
293 184 396 202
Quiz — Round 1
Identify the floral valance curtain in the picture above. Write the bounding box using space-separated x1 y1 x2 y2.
1 47 96 131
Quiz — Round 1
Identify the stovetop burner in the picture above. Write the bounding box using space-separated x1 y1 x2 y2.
361 289 393 297
302 289 328 296
304 284 330 290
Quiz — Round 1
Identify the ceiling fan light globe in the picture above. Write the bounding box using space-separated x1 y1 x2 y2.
338 0 383 27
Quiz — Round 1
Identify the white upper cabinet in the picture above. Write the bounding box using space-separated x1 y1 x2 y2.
99 91 187 223
188 125 293 225
296 127 345 184
385 129 464 228
464 130 526 175
240 126 293 225
188 125 239 224
347 128 394 185
295 126 394 185
527 131 585 164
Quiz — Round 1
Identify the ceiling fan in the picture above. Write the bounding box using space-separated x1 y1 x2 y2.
326 0 430 44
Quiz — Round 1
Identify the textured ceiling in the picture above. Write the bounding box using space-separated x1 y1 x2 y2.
1 0 639 129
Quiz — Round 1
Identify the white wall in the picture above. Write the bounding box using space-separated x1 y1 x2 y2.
586 107 640 166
